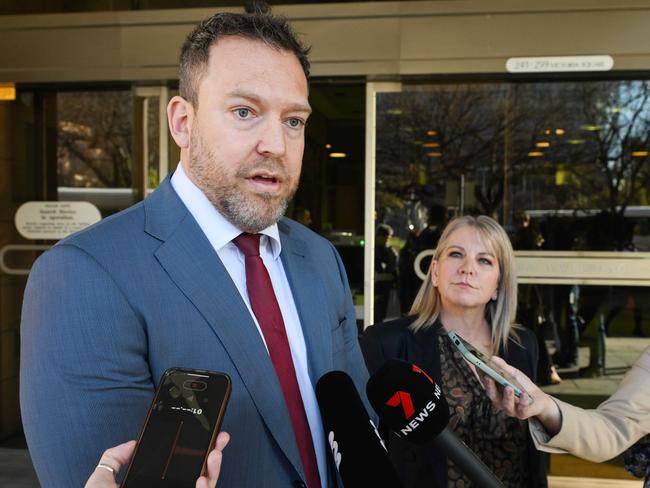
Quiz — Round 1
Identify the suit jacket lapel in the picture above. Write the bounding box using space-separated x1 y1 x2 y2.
278 220 333 382
143 179 304 479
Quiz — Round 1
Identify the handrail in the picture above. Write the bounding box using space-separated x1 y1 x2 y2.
0 244 51 276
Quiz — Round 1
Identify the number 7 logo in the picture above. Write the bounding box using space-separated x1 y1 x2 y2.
385 391 414 419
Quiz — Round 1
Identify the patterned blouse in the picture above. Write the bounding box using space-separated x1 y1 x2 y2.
625 434 650 488
438 328 529 487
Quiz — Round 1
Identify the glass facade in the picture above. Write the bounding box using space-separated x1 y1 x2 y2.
376 81 650 240
57 91 134 189
373 80 650 381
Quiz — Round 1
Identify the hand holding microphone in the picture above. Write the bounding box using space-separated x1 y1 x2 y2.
366 359 504 488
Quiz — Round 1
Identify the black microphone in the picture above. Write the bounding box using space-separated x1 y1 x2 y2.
366 359 504 488
315 371 404 488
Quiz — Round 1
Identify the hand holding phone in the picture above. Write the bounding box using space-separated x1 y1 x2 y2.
121 368 231 488
446 330 531 402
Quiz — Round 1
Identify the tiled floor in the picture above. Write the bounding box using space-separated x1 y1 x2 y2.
549 476 642 487
542 338 650 398
0 453 643 488
0 448 39 488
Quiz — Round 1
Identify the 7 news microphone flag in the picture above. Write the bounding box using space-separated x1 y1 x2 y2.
366 359 504 488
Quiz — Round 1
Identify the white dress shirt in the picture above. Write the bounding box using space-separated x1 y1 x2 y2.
171 164 327 487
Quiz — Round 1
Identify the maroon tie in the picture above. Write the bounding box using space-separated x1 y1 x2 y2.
233 233 321 488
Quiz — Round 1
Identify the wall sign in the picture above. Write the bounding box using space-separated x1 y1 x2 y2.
15 201 101 240
506 55 614 73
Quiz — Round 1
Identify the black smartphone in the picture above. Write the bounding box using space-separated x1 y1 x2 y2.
121 367 231 488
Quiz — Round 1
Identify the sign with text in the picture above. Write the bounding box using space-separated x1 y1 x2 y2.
506 55 613 73
515 250 650 286
15 201 101 240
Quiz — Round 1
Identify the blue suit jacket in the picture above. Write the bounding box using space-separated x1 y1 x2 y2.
20 177 370 487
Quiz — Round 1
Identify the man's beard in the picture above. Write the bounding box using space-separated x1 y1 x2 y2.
187 129 298 234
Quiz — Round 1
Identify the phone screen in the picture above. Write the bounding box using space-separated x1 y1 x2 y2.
122 368 231 488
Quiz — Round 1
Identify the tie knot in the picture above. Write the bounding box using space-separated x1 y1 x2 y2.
233 233 261 257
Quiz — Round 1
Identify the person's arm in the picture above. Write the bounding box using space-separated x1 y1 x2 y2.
485 347 650 462
84 433 230 488
20 245 155 487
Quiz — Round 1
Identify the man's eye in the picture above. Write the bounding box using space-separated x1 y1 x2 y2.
287 117 304 129
235 108 251 119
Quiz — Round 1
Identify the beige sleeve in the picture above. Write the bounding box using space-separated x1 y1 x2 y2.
529 346 650 462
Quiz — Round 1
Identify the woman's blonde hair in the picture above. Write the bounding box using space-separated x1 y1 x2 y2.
409 215 520 351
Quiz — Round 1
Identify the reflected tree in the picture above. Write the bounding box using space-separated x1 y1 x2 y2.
57 91 133 188
376 85 514 236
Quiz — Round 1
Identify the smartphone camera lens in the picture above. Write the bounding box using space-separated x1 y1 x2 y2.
183 380 207 391
169 386 181 399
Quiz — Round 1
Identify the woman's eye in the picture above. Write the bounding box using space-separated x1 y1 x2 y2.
449 251 462 258
479 258 493 265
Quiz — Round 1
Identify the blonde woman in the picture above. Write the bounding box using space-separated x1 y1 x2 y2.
361 215 547 488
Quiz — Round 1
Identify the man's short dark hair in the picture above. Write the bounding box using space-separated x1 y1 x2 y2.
179 3 311 107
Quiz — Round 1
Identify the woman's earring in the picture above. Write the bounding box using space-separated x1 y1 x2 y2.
492 291 498 301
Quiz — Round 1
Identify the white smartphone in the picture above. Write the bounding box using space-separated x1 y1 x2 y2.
446 330 529 400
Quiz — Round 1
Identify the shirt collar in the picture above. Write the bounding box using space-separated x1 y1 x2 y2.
170 162 282 259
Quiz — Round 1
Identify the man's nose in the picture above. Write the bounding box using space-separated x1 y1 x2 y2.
257 118 286 157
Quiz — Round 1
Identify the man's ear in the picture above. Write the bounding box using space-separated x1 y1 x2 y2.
167 95 193 149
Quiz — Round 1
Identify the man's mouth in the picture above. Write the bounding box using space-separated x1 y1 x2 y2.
251 174 279 184
246 172 282 192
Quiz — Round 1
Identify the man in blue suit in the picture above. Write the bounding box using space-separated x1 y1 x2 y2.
20 7 369 488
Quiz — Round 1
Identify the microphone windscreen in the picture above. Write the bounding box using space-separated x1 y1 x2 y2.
316 371 403 488
366 359 449 445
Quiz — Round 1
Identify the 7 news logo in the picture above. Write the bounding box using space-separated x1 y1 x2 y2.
384 365 442 436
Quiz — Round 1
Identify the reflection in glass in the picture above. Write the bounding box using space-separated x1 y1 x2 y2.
144 96 161 190
57 91 133 188
376 81 650 250
374 81 650 373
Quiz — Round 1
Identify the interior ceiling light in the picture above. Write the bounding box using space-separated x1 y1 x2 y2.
555 128 565 135
567 139 585 145
0 82 16 101
386 109 403 116
329 152 346 158
325 143 332 149
632 151 649 157
528 151 544 157
427 152 442 157
581 124 603 131
544 129 552 135
426 130 438 136
535 142 551 148
422 142 440 148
